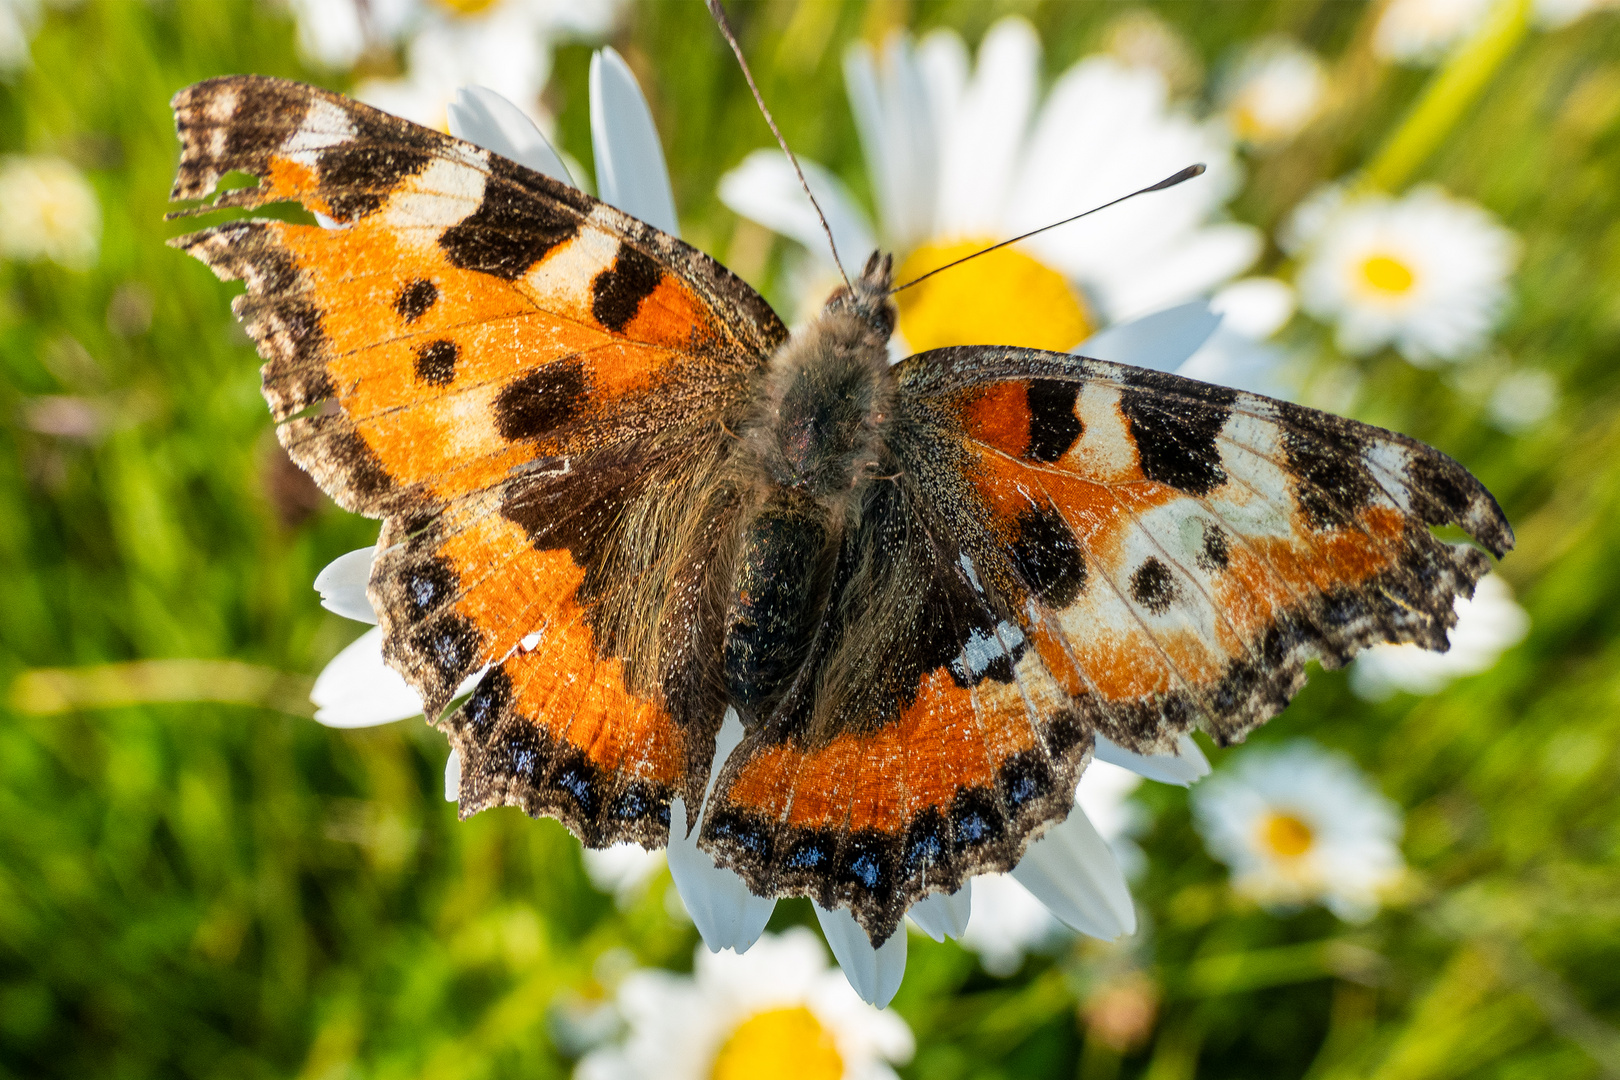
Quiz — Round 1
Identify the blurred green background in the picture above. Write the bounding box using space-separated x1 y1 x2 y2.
4 1 1620 1078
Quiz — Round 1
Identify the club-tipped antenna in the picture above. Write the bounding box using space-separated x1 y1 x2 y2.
889 164 1208 296
708 0 852 292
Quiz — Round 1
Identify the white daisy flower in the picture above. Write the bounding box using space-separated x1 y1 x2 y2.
583 843 669 908
0 155 101 269
1190 741 1405 923
1535 0 1620 27
575 928 914 1080
718 17 1261 353
1292 184 1517 364
0 0 39 78
1352 574 1529 699
303 52 1217 1008
353 0 624 131
1374 0 1494 65
1219 37 1327 147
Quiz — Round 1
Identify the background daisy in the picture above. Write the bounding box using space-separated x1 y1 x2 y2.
719 16 1260 350
1291 184 1518 364
576 929 914 1080
0 154 100 268
1191 742 1406 922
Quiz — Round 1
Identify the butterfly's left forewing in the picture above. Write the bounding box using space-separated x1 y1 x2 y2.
169 76 786 845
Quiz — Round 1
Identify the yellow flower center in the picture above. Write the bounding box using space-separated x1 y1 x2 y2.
710 1007 843 1080
435 0 500 15
1359 253 1416 295
893 238 1093 354
1259 812 1315 859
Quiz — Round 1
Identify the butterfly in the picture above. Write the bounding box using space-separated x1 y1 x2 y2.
167 75 1512 947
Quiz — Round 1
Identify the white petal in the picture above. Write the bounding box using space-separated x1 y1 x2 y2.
1010 806 1136 939
843 34 939 251
936 16 1040 235
665 710 776 952
666 797 775 953
1211 276 1296 340
444 748 461 802
310 627 423 727
906 883 972 942
1093 733 1210 786
814 901 906 1009
1076 301 1220 373
589 47 679 237
718 150 877 273
448 85 573 185
314 547 379 624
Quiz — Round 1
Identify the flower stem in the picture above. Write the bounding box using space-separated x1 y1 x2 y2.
1361 0 1532 193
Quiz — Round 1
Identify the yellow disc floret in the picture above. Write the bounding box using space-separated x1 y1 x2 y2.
894 238 1093 354
711 1006 844 1080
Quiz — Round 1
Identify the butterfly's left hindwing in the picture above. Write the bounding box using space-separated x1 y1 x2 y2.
168 76 786 845
702 346 1511 944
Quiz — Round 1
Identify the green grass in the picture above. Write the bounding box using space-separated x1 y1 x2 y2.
3 2 1620 1078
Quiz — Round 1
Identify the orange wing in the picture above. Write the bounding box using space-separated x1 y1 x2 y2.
702 347 1511 944
168 76 786 845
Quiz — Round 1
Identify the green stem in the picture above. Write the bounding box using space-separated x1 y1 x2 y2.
8 660 315 718
1361 0 1532 193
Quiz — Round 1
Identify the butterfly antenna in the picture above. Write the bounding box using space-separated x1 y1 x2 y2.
889 164 1208 295
708 0 853 292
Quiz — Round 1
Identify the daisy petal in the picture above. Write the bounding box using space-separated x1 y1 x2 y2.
311 627 423 727
814 901 906 1009
1075 301 1220 373
667 797 776 953
1093 733 1210 786
718 150 877 272
448 85 573 185
314 547 379 624
666 711 777 952
936 16 1040 236
907 883 972 942
1010 805 1136 939
589 47 680 237
444 748 460 802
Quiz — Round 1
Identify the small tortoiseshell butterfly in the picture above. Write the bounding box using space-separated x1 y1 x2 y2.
168 75 1512 946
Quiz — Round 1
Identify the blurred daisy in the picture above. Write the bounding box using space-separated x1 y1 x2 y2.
719 17 1260 351
1191 741 1405 922
583 843 668 908
354 0 624 130
1536 0 1620 27
0 155 101 269
1291 184 1517 365
1352 574 1529 699
1374 0 1493 65
1219 38 1327 147
305 53 1217 1009
575 929 914 1080
0 0 39 78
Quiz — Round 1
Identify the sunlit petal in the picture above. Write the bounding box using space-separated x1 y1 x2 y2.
906 883 972 942
313 547 378 624
1010 806 1137 939
448 84 573 184
813 902 906 1009
590 46 680 236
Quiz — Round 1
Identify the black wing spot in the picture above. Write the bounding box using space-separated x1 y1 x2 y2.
591 244 663 333
1130 557 1178 614
1118 378 1234 496
1025 380 1083 463
439 158 580 279
493 358 589 440
394 278 438 323
461 667 511 737
403 557 457 615
414 339 458 386
1198 522 1230 572
1282 421 1374 530
1009 503 1086 607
